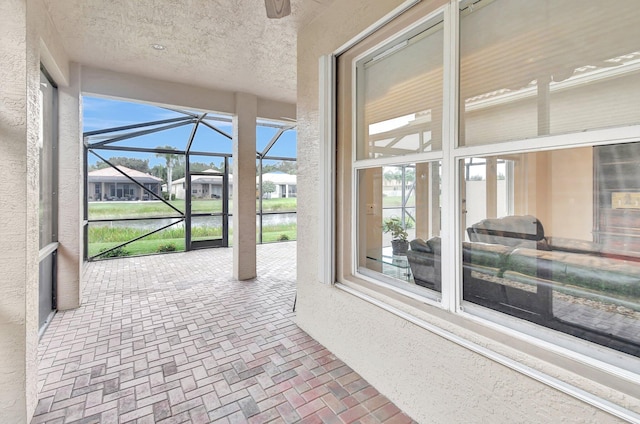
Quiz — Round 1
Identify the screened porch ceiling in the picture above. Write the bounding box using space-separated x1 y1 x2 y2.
42 0 335 105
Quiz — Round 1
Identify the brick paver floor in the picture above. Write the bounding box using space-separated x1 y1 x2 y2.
32 242 416 424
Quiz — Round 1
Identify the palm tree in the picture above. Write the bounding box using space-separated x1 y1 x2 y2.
155 146 181 199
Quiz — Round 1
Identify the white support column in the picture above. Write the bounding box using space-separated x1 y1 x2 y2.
233 93 257 280
57 62 83 309
0 0 38 420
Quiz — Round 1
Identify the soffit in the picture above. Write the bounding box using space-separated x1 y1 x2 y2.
43 0 333 104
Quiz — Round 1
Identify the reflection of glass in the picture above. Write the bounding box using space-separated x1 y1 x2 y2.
462 145 640 357
366 247 412 281
39 71 56 249
357 161 441 292
459 0 640 146
356 16 443 160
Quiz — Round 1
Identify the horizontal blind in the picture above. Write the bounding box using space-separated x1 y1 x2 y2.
357 18 444 159
460 0 640 146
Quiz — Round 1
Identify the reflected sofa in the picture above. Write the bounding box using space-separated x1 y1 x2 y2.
406 215 640 351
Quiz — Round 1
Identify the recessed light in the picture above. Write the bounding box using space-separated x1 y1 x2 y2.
151 44 166 51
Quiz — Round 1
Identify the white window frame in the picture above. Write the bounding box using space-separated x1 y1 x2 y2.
350 6 448 305
324 0 640 420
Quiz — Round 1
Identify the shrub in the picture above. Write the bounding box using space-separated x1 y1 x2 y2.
156 243 177 252
278 234 290 241
98 246 130 258
382 217 408 241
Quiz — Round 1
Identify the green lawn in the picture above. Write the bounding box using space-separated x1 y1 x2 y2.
87 198 297 259
88 222 297 259
90 238 187 258
259 222 297 243
383 195 416 207
88 198 297 219
256 197 297 212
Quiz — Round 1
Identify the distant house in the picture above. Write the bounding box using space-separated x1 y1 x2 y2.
166 170 234 200
87 166 162 201
164 170 296 200
259 172 297 198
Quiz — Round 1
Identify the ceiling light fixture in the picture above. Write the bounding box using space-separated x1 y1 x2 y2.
264 0 291 19
151 43 166 51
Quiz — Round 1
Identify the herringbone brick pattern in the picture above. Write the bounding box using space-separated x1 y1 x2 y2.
32 242 416 424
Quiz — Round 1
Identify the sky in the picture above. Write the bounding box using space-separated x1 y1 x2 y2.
83 96 297 168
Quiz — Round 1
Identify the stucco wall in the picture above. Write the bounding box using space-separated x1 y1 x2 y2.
81 66 296 122
57 62 83 310
0 2 32 419
295 1 634 422
0 0 72 421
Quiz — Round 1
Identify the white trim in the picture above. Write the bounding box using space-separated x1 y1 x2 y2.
440 1 459 312
353 52 362 167
350 54 360 281
351 6 447 67
39 38 68 87
351 6 447 165
347 5 449 283
352 151 444 170
335 282 640 424
355 267 443 306
461 303 640 383
334 0 423 56
350 166 359 280
454 124 640 159
318 55 336 285
38 310 57 340
39 242 59 263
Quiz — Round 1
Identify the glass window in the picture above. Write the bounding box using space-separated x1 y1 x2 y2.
459 0 640 146
462 145 640 356
39 70 57 248
358 161 442 293
356 16 444 160
337 0 640 374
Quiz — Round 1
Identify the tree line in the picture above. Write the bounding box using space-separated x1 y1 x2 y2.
89 156 222 180
89 152 297 182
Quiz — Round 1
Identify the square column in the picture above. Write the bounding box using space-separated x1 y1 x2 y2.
233 93 257 280
57 62 83 310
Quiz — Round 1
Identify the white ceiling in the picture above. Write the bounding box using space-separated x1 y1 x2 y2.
43 0 333 104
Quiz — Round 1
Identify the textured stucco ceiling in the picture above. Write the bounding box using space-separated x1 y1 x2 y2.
43 0 333 104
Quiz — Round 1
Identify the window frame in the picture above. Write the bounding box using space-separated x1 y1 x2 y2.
328 0 640 417
348 5 448 306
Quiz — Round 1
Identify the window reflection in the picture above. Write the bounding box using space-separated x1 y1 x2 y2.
461 145 640 356
356 17 443 159
459 0 640 146
358 162 441 293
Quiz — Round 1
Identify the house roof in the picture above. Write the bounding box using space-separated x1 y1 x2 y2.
259 172 296 184
167 171 296 187
87 166 162 184
171 170 233 186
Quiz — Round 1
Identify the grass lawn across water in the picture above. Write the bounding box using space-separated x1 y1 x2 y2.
88 199 297 258
88 198 297 219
